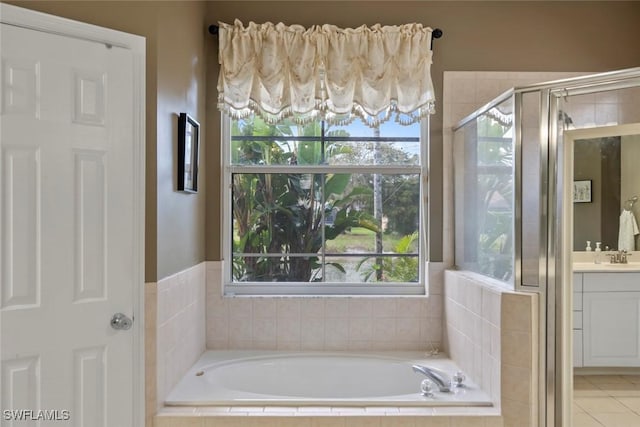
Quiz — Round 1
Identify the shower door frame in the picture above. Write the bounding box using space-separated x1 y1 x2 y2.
517 68 640 427
545 68 640 427
451 67 640 427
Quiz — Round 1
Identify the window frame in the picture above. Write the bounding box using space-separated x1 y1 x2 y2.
221 113 430 296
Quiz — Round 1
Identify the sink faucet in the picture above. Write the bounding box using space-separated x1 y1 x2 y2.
610 250 632 264
412 364 451 392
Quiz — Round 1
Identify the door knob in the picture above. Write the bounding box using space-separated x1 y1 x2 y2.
110 313 133 330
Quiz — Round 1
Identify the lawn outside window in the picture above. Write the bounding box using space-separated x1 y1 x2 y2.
221 114 429 296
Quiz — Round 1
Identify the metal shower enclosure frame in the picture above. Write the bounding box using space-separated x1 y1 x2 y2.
453 67 640 427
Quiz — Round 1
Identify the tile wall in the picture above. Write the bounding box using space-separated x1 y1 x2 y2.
500 291 539 427
155 412 504 427
205 262 444 352
442 71 589 132
443 270 502 406
153 267 541 427
145 282 158 427
152 263 207 412
444 270 539 427
563 87 640 128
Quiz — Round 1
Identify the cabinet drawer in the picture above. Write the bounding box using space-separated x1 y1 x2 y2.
583 272 640 292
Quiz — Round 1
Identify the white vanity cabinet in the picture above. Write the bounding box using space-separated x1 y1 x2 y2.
575 271 640 367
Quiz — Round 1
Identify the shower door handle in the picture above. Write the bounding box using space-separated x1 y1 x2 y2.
110 312 133 330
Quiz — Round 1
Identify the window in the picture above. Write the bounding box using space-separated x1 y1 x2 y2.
222 115 428 295
453 99 514 283
216 21 436 295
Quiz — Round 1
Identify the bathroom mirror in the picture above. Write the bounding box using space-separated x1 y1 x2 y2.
572 124 640 251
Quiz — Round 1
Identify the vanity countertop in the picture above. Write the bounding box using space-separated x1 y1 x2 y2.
573 262 640 272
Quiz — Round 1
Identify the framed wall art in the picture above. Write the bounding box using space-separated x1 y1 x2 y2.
178 112 200 193
573 179 592 203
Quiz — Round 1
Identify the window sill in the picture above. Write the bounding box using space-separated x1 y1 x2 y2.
224 282 426 297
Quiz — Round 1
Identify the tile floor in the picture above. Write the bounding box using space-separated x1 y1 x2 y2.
574 375 640 426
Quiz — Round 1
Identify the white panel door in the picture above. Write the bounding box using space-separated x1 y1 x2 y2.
1 18 139 427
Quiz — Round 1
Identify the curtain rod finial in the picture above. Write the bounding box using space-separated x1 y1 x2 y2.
209 25 219 36
433 28 443 39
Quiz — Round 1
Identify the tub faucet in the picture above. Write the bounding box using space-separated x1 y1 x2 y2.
412 364 451 392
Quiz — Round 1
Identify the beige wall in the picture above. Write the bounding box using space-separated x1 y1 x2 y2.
155 2 207 280
204 0 640 261
5 0 208 281
8 1 640 276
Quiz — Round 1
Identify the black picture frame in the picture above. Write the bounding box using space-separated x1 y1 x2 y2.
178 113 200 193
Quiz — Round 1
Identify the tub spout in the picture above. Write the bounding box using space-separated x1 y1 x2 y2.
412 364 451 392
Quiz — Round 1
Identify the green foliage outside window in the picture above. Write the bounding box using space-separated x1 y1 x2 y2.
475 115 514 282
230 116 421 283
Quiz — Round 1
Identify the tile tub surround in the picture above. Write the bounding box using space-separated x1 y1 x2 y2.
151 270 538 427
145 282 158 427
205 261 444 352
155 410 504 427
500 291 539 427
155 263 207 413
444 270 539 427
444 271 502 405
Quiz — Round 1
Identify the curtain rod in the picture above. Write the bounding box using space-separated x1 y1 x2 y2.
208 25 443 49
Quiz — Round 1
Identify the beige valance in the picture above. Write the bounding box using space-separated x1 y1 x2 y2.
217 20 436 127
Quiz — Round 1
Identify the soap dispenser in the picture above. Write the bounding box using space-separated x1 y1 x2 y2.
594 242 602 264
586 241 592 251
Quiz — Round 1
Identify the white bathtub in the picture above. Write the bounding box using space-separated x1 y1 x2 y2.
165 351 493 407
